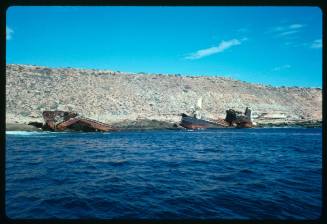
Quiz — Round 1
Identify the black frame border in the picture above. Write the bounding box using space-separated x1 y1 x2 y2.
0 0 326 224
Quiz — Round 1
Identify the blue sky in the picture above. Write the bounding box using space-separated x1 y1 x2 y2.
6 6 322 87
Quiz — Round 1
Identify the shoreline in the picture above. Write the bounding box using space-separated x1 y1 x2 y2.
5 120 322 132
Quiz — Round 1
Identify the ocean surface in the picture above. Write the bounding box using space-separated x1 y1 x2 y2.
6 128 322 219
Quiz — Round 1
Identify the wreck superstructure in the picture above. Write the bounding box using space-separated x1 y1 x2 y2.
225 107 253 128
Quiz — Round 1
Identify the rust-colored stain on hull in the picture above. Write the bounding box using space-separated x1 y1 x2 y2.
237 121 253 128
180 123 209 129
180 113 227 130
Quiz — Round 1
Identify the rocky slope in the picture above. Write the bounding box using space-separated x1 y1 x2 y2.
6 64 322 127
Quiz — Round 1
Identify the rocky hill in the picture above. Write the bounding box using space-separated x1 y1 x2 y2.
6 64 322 127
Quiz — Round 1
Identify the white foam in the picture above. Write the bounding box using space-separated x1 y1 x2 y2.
6 131 49 135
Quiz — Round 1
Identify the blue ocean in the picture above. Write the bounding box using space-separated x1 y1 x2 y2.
5 128 322 219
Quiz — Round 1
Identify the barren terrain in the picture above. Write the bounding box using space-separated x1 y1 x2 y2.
6 64 322 128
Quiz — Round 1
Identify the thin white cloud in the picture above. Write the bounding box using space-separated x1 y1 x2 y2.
267 23 305 38
277 30 300 37
6 26 13 40
270 26 284 33
289 24 304 29
311 39 322 49
185 38 245 60
267 23 308 48
272 64 291 71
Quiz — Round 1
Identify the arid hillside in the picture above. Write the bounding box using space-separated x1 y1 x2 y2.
6 64 322 126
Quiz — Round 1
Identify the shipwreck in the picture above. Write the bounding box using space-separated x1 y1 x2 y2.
180 113 229 129
180 97 253 129
30 111 117 132
225 107 253 128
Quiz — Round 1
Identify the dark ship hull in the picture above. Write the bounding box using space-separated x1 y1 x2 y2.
180 115 210 129
180 107 253 130
180 114 228 129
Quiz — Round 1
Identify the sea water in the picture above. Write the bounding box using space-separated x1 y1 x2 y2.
5 128 322 219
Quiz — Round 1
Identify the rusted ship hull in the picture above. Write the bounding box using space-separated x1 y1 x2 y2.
236 121 253 128
180 116 210 129
42 111 117 132
180 114 228 130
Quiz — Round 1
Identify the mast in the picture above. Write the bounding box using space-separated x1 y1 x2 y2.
194 97 202 119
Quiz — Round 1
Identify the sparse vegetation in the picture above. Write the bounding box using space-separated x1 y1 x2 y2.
6 64 322 126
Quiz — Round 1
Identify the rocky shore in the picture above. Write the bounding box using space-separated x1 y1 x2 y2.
6 64 322 131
